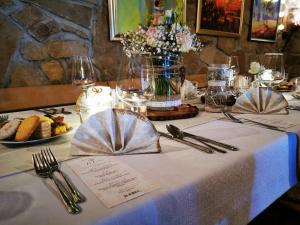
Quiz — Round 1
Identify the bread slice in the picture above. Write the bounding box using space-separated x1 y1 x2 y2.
15 116 40 141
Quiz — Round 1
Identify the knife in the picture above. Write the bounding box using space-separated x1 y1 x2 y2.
167 124 239 151
288 106 300 111
158 131 214 154
166 125 227 153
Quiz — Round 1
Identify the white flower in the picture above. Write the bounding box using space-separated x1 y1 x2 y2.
119 9 202 56
248 62 263 74
165 10 173 18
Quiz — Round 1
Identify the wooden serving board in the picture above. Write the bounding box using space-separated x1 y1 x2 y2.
147 104 199 121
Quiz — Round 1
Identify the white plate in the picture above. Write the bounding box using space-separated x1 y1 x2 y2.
0 128 72 146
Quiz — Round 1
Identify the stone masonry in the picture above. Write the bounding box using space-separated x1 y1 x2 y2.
0 0 297 88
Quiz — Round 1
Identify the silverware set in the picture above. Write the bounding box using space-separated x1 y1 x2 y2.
159 124 239 154
222 111 286 132
32 148 84 214
287 106 300 111
35 108 72 115
292 94 300 101
0 115 8 123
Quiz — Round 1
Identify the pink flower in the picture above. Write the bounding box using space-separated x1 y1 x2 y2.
176 33 193 52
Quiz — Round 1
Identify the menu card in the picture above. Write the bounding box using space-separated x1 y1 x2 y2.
67 156 160 208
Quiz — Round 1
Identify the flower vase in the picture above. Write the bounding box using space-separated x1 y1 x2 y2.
143 54 185 111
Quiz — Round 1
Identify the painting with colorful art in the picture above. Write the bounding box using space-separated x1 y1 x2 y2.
249 0 281 42
196 0 244 37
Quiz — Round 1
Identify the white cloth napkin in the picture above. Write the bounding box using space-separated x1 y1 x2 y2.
231 87 288 114
71 109 161 155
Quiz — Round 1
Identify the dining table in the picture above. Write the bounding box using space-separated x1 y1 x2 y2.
0 95 300 225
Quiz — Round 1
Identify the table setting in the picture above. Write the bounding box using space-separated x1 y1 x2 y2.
1 82 300 225
1 7 300 225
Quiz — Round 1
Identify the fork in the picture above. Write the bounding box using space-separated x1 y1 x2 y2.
222 111 285 132
32 153 81 214
41 148 85 203
292 94 300 100
0 115 8 123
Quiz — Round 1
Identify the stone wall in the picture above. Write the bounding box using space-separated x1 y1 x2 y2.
0 0 293 88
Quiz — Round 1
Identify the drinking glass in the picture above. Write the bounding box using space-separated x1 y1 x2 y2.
116 54 155 115
71 56 96 95
260 53 285 87
227 56 239 88
227 56 240 76
71 56 96 121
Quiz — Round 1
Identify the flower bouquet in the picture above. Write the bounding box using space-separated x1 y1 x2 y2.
120 8 202 110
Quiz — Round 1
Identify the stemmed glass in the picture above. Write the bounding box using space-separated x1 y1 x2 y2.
71 56 96 99
227 56 240 76
71 56 96 122
260 53 285 87
227 56 240 90
116 54 155 115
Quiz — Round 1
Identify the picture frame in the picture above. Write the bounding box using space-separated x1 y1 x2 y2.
196 0 244 38
108 0 186 41
249 0 281 42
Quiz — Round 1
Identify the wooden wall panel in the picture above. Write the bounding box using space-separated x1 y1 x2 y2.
0 75 207 112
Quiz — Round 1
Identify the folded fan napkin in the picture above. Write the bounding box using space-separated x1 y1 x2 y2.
71 109 161 155
231 87 288 114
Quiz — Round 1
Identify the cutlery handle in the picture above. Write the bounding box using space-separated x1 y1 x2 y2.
59 170 86 203
174 137 214 153
183 132 239 151
288 106 300 111
196 140 227 153
51 175 81 214
159 132 214 154
241 118 285 132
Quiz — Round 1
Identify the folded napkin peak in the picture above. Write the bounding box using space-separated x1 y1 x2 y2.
231 87 288 114
71 109 161 155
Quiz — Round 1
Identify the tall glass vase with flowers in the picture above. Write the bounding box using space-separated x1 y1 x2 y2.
120 8 202 111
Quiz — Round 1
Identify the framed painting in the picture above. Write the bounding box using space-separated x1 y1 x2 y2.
249 0 281 42
196 0 244 37
108 0 186 41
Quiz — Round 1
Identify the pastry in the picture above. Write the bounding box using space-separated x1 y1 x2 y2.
15 116 40 141
32 120 52 139
0 119 21 140
53 124 68 135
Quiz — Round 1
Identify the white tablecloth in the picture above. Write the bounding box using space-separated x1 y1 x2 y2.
0 107 299 225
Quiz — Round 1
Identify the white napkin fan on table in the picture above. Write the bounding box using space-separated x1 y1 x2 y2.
71 109 161 155
231 87 288 114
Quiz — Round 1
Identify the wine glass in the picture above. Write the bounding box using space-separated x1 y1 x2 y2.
227 56 240 88
116 54 155 115
71 56 96 121
260 53 285 87
71 56 96 98
227 56 240 76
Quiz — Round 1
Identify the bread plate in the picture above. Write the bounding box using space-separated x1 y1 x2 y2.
0 127 73 146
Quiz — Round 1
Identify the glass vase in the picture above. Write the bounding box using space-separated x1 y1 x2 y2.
141 54 185 111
